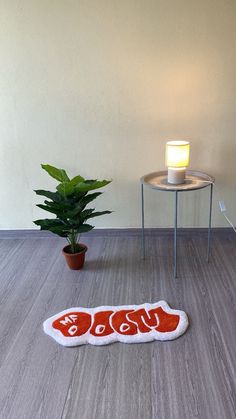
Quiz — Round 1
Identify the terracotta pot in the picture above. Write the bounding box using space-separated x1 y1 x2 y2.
62 244 88 270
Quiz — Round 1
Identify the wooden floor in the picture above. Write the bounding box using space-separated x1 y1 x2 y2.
0 229 235 419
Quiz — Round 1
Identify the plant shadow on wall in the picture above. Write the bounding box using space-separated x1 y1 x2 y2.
34 164 112 270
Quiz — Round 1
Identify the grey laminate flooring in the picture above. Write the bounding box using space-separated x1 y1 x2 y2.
0 230 235 419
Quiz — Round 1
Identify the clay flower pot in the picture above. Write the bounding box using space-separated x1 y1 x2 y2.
62 244 88 270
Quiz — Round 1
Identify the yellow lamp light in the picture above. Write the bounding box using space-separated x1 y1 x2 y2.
165 140 190 184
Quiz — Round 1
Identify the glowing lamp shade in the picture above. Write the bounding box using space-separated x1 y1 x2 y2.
165 140 190 184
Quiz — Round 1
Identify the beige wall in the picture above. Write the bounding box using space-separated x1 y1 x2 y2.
0 0 236 229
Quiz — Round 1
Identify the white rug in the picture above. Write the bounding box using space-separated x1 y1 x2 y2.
44 301 189 346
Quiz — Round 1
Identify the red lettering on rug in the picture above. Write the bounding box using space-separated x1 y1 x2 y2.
111 310 138 335
90 311 114 337
52 311 91 337
150 307 179 332
128 308 159 333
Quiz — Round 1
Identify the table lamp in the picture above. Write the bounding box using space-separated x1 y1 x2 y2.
165 140 190 184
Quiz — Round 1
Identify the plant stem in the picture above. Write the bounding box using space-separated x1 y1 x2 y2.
70 229 76 254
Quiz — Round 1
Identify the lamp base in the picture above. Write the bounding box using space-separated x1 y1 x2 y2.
168 167 186 184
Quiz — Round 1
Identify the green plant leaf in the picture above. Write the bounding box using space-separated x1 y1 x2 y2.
66 193 103 217
41 164 70 182
36 204 60 215
56 182 74 197
34 218 64 230
34 190 62 203
49 225 69 237
64 204 84 218
44 200 71 210
75 179 111 192
79 192 102 207
86 210 112 220
77 224 94 233
36 204 69 219
34 219 72 237
70 175 85 186
79 208 95 221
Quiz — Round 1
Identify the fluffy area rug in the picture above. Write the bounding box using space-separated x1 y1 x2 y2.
43 301 189 346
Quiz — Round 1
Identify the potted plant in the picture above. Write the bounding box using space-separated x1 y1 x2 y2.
34 164 111 270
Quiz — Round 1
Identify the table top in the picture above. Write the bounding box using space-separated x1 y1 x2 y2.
140 170 215 192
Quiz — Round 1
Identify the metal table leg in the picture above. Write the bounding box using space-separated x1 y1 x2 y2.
207 183 213 262
174 190 178 278
141 183 145 259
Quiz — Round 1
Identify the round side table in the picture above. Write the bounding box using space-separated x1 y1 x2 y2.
140 170 215 278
